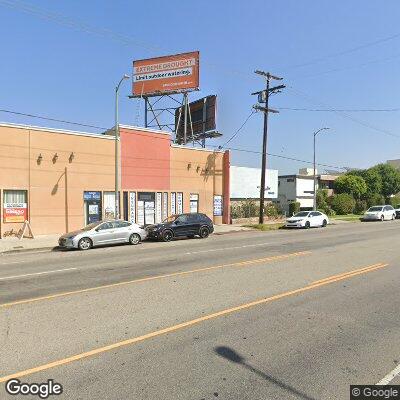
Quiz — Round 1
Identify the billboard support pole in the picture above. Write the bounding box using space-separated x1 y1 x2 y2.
202 98 207 148
183 92 188 145
144 97 148 128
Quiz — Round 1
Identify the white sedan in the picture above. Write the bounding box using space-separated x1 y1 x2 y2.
285 211 329 229
362 205 396 221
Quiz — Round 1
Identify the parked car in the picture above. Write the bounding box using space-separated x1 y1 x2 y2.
285 211 329 229
394 204 400 219
362 205 395 221
145 213 214 242
58 220 147 250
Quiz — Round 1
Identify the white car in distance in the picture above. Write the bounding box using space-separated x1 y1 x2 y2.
285 211 329 229
362 205 395 222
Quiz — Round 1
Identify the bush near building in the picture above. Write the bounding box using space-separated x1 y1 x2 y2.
330 193 356 215
288 201 300 216
230 200 282 219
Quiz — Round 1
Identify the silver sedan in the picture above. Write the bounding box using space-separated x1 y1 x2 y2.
58 220 147 250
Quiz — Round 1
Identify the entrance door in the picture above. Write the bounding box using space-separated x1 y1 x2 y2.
138 192 155 225
83 191 102 225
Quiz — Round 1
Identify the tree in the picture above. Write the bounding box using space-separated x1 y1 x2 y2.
334 175 367 200
331 193 356 215
369 164 400 199
348 168 382 197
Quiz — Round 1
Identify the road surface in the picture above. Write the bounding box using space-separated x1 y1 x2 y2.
1 221 400 399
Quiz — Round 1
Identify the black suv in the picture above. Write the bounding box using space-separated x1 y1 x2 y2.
145 213 214 242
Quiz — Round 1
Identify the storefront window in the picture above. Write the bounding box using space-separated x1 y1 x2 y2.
190 194 199 213
213 195 223 216
3 190 28 222
177 192 183 214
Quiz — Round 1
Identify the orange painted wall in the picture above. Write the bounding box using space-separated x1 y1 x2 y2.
0 125 115 236
120 127 170 191
169 145 229 224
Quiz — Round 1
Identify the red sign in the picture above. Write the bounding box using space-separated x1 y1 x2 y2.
3 203 28 222
132 51 200 97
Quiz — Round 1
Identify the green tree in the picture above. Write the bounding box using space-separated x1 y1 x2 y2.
369 164 400 199
334 175 367 200
331 193 356 215
348 168 382 197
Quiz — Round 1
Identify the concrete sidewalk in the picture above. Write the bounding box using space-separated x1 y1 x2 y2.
0 225 253 254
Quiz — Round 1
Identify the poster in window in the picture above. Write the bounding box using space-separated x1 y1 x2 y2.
137 201 145 225
3 203 28 222
177 192 183 214
163 192 168 219
129 192 136 223
156 192 162 223
144 201 155 225
171 193 176 215
213 195 223 216
190 193 199 213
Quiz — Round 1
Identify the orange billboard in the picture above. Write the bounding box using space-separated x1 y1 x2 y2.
132 51 199 97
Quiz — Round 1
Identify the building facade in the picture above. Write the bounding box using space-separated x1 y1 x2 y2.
230 166 278 200
0 123 230 237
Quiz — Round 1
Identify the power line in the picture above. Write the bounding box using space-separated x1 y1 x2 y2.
0 109 107 130
277 107 400 112
219 110 257 148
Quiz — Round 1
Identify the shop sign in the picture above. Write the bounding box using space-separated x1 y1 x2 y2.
163 192 168 219
4 203 28 222
156 192 162 223
171 193 176 215
177 193 183 214
83 191 101 201
213 195 223 216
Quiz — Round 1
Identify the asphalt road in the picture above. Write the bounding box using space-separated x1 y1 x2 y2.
1 221 400 399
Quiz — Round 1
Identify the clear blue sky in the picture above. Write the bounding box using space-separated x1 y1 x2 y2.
1 0 399 174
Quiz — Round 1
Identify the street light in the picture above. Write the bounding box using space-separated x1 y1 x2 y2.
313 127 330 211
115 74 130 219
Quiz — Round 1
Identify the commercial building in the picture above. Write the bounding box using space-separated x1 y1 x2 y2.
0 123 230 237
230 166 278 200
276 168 339 212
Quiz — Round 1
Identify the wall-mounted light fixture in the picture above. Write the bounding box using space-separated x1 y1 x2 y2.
52 153 58 164
37 153 43 165
196 166 201 173
187 162 192 170
69 152 74 163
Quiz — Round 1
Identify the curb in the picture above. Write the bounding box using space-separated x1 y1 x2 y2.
0 246 59 255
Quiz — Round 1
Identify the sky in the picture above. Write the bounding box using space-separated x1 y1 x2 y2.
0 0 399 174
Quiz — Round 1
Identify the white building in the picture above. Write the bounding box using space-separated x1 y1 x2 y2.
230 166 278 200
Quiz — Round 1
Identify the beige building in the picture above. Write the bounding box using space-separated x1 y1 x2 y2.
0 123 230 237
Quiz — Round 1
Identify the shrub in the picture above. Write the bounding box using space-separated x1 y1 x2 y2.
230 204 242 219
240 199 258 218
289 201 300 216
334 175 367 200
330 193 356 215
366 193 385 208
387 195 400 207
264 203 279 218
354 199 367 214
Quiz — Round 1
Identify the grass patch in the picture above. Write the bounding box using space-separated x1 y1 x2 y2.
243 223 285 231
330 214 362 222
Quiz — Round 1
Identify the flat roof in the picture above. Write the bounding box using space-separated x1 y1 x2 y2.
0 122 115 140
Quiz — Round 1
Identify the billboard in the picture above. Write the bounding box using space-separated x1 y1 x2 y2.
175 95 217 140
132 51 200 97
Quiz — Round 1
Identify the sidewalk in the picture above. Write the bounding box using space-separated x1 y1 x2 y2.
0 225 253 254
0 234 59 254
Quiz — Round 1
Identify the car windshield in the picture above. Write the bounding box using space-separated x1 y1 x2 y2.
293 212 310 217
368 207 383 212
81 222 101 231
163 215 178 223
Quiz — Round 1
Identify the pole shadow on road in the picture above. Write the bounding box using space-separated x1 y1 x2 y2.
214 346 317 400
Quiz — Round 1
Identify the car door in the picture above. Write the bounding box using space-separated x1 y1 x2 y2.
173 215 189 236
186 214 200 235
92 222 115 245
112 220 132 242
385 206 394 219
309 212 322 227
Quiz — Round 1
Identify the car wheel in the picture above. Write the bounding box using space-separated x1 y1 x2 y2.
162 230 173 242
199 227 210 238
129 233 141 245
322 219 327 227
304 221 311 229
380 215 384 221
78 237 92 250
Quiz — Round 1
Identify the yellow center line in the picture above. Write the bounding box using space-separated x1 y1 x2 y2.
0 262 388 383
0 251 311 308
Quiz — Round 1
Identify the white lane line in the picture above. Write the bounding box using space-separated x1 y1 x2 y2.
185 242 270 255
0 268 78 281
376 363 400 385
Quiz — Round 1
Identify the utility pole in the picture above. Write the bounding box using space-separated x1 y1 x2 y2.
252 71 285 224
313 127 330 210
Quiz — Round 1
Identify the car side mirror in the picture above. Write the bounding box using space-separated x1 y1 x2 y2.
175 220 180 225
